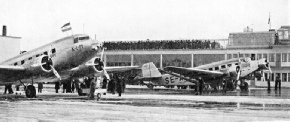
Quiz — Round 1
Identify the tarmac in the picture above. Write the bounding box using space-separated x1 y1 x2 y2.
0 85 290 121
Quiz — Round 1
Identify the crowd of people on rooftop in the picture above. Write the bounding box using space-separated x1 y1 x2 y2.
103 39 221 50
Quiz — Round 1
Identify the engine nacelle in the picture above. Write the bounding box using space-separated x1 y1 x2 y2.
27 55 52 75
72 57 104 76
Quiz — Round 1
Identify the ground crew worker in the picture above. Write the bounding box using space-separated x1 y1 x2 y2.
267 78 271 91
197 77 204 95
38 82 43 93
116 75 123 97
222 78 227 93
71 79 75 93
275 76 281 91
55 82 60 93
88 77 96 100
102 76 108 89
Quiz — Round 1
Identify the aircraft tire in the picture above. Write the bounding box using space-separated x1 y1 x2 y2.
96 93 101 101
25 85 36 98
77 88 87 96
146 84 154 90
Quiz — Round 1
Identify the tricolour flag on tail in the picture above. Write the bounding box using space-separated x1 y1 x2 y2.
61 22 72 32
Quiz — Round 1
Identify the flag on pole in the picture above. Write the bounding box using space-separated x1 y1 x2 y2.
268 13 271 24
61 22 72 32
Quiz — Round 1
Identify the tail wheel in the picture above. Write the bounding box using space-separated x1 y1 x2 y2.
25 85 36 98
96 93 101 101
146 84 154 89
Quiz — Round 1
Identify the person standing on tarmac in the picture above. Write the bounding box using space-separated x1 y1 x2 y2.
275 76 281 91
88 77 96 100
222 78 227 93
197 77 204 95
116 75 123 97
55 82 60 93
38 82 43 93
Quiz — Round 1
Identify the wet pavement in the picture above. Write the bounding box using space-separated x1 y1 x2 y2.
0 85 290 121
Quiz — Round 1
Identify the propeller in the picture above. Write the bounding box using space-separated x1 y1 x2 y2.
236 66 241 81
98 47 110 80
47 45 61 80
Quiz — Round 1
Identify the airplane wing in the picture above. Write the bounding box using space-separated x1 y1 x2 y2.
164 66 224 78
104 66 139 73
0 65 25 76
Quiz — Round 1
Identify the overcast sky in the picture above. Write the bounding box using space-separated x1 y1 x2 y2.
0 0 289 51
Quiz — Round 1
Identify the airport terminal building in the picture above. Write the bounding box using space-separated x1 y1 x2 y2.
0 26 21 62
103 25 290 87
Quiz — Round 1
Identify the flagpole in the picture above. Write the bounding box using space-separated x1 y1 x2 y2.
269 12 271 29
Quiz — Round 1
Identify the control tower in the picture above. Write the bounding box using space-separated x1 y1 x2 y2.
0 25 21 62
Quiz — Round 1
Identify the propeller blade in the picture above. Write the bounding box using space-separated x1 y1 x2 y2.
236 66 241 80
268 65 272 73
50 65 61 80
103 69 110 80
100 48 105 61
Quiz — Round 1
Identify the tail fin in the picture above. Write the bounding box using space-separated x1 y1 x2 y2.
142 62 162 78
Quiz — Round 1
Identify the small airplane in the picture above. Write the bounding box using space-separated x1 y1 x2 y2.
134 62 195 89
0 34 138 98
135 57 271 91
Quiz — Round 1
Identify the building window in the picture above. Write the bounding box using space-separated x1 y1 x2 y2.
282 73 287 82
284 31 289 39
288 53 290 62
74 38 78 43
233 54 238 58
276 73 281 81
257 53 262 60
282 53 287 62
278 31 283 39
271 73 274 81
245 54 250 57
227 54 232 60
264 73 268 81
263 53 268 60
239 53 244 58
21 60 25 65
269 53 275 62
288 73 290 82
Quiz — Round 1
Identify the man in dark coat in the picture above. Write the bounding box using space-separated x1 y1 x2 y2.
38 83 43 93
116 75 123 97
55 82 60 93
88 77 96 100
197 77 204 95
275 76 281 91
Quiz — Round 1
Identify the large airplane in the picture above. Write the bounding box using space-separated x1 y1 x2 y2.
0 34 138 98
135 57 271 91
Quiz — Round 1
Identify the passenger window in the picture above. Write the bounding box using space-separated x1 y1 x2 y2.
74 38 78 43
235 63 239 65
221 65 226 69
29 57 32 60
227 64 232 67
215 67 219 70
209 68 213 71
14 62 17 66
36 54 39 57
44 51 48 55
21 60 25 65
52 48 56 53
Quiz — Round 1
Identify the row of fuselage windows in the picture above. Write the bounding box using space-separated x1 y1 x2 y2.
13 48 56 66
206 63 239 71
226 53 290 62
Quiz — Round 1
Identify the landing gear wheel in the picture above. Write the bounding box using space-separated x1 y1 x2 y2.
239 82 249 91
25 85 36 98
96 93 101 101
146 84 154 90
77 88 87 96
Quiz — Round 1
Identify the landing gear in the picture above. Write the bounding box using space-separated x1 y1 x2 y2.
96 93 101 101
146 84 154 89
25 85 36 98
239 82 249 91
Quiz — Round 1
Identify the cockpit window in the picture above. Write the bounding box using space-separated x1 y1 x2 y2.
74 36 90 43
79 36 90 41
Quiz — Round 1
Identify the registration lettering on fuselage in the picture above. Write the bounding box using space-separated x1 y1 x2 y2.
72 44 84 51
